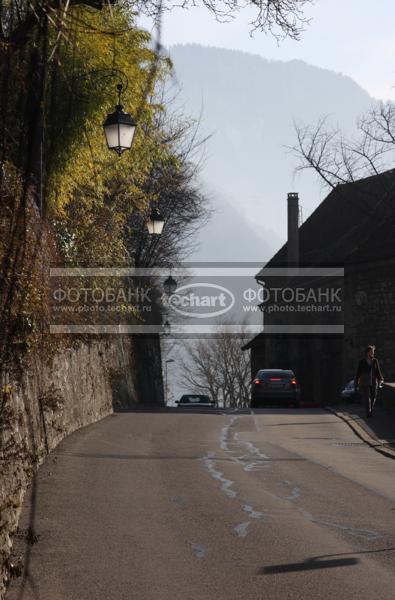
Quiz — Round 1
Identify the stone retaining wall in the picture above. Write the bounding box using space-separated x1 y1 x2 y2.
0 335 140 596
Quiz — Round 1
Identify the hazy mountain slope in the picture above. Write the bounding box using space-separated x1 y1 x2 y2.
193 190 280 262
168 45 374 259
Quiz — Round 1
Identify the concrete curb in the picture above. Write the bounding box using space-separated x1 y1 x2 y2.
325 406 395 460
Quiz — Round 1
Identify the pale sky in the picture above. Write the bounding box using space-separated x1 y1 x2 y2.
140 2 395 399
140 0 395 101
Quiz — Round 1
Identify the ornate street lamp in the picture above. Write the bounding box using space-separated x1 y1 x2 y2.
164 275 177 296
147 207 165 235
103 83 137 156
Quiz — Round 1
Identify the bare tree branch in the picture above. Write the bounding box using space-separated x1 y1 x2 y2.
179 324 251 408
138 0 313 39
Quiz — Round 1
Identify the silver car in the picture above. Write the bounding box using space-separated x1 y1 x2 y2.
251 369 301 408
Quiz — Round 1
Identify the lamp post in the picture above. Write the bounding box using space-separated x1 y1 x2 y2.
103 83 137 155
163 319 171 336
165 358 175 406
164 275 177 295
146 207 165 235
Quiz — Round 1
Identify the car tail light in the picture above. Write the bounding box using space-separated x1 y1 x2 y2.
290 378 297 385
269 378 282 381
253 379 261 386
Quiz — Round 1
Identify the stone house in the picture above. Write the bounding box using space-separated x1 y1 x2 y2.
243 169 395 405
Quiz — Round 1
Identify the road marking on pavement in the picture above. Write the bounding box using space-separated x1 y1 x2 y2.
281 480 301 501
202 452 237 499
285 487 301 501
299 508 383 540
170 495 186 506
251 410 260 432
234 522 251 538
204 415 270 539
207 414 384 545
220 418 237 451
189 542 207 559
233 434 270 468
243 505 264 520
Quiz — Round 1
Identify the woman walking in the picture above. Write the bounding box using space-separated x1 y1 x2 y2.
355 345 384 418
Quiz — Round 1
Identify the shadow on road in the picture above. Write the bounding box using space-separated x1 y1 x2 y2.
57 452 308 462
337 404 395 448
114 407 329 417
261 546 395 574
261 557 360 574
114 406 225 415
261 420 338 427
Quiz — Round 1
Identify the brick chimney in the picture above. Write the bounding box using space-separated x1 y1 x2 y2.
287 192 299 267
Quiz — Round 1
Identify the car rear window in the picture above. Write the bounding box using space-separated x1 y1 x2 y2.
180 395 210 403
256 370 294 379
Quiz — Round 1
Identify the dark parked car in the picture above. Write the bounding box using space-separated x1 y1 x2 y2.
251 369 301 408
176 394 216 408
340 380 361 402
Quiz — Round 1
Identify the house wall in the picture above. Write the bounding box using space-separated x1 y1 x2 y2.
250 270 345 405
344 258 395 385
250 257 395 406
250 334 343 405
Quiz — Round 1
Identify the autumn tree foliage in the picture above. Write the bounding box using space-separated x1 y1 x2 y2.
0 2 208 370
0 0 313 369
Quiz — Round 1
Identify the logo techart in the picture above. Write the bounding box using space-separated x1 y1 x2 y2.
167 283 235 318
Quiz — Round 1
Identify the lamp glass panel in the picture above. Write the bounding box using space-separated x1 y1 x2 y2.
104 123 136 151
104 123 120 150
153 219 165 235
119 122 136 149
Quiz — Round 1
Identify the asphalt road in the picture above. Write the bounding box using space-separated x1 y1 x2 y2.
7 408 395 600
